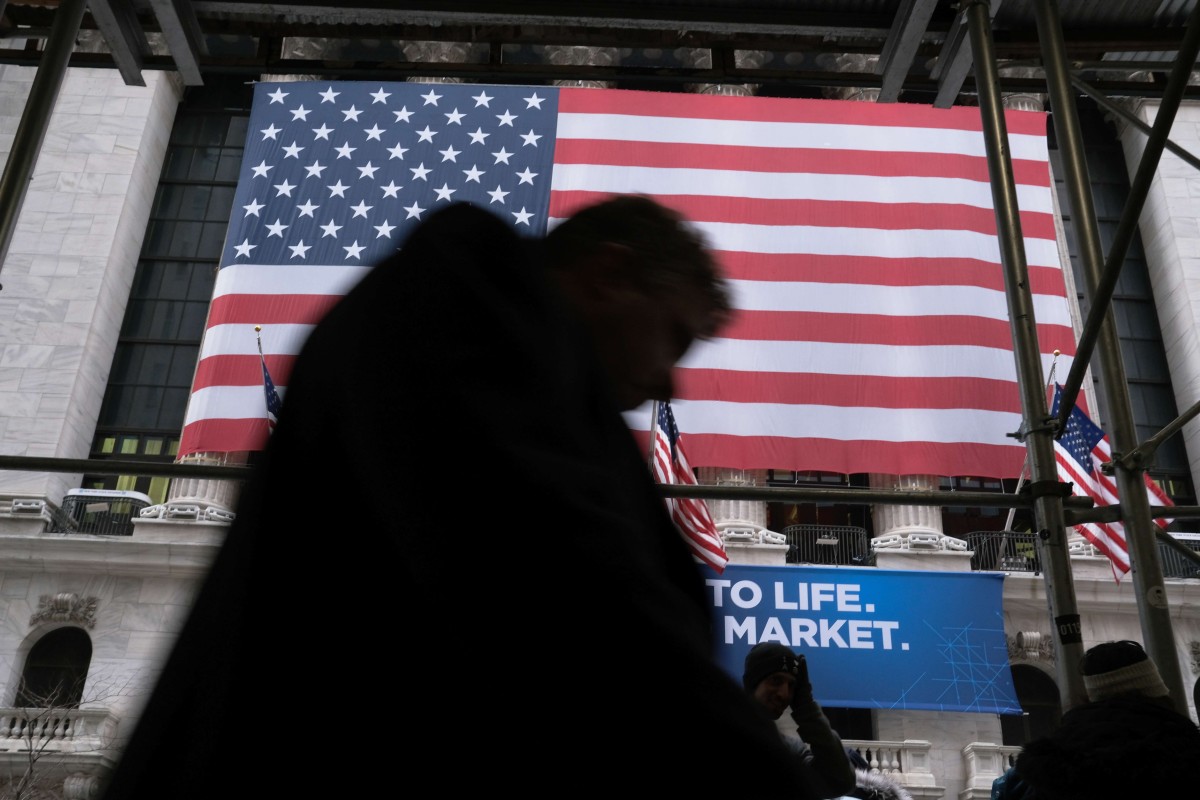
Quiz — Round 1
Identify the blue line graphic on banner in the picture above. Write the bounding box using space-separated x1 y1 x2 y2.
702 563 1022 714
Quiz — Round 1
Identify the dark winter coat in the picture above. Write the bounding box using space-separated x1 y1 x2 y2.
999 695 1200 799
96 203 813 799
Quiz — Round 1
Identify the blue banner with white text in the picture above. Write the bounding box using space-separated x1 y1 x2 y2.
702 563 1021 714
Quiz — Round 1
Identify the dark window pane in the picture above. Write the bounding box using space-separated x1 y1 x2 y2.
154 302 187 340
160 262 193 301
198 221 229 259
153 184 183 218
187 147 220 181
109 344 137 379
216 151 242 182
138 345 174 385
162 149 192 180
169 221 203 258
141 221 171 257
188 264 217 301
198 115 228 147
226 115 249 144
168 346 200 385
129 387 165 427
130 262 162 298
180 185 213 220
98 386 133 426
209 185 237 219
179 305 208 339
158 388 190 426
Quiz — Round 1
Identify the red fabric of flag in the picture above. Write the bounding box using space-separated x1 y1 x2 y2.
652 401 728 573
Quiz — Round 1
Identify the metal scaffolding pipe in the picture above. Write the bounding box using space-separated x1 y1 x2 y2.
1056 0 1200 429
965 0 1088 710
1039 0 1195 713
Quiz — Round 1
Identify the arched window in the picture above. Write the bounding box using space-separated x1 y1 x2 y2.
1001 664 1061 746
14 628 92 708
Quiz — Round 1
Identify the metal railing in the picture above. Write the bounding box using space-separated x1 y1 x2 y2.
1159 534 1200 579
782 524 873 566
965 531 1042 573
965 530 1200 579
48 489 153 537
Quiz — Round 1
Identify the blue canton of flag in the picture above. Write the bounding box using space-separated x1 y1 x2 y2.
225 81 560 267
1053 392 1106 475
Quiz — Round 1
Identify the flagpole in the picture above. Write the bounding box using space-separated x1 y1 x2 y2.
647 400 660 470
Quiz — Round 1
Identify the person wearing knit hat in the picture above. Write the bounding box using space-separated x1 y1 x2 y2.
993 639 1200 800
1080 639 1170 703
742 642 857 799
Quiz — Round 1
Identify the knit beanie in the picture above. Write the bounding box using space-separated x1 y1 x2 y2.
1081 640 1170 701
742 642 802 691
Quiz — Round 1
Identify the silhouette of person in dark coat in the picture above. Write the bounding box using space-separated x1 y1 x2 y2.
98 196 814 798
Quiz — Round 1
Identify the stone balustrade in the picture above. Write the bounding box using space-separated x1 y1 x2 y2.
0 707 117 753
960 742 1023 800
843 738 936 790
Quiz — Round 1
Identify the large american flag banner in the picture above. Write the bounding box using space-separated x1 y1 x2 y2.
1051 384 1173 580
652 400 728 573
179 80 1075 479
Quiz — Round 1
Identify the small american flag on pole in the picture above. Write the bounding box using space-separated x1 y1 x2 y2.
256 325 283 433
652 400 728 573
1051 384 1173 581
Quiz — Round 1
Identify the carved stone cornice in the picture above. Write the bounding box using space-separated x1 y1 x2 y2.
30 593 99 630
1007 630 1055 664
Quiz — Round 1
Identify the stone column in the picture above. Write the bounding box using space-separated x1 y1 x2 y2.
820 53 881 102
674 48 765 97
867 473 946 547
140 451 243 526
543 46 619 88
696 468 769 529
998 65 1046 113
401 41 470 83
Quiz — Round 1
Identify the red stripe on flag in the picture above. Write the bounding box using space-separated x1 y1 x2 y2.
551 138 1052 186
180 417 272 456
557 86 1049 135
551 190 1058 239
721 310 1076 350
634 431 1029 478
207 294 343 326
674 371 1026 412
716 252 1068 295
192 354 299 391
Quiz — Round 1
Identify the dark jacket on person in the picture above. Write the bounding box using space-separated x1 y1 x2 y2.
96 203 811 798
998 695 1200 799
